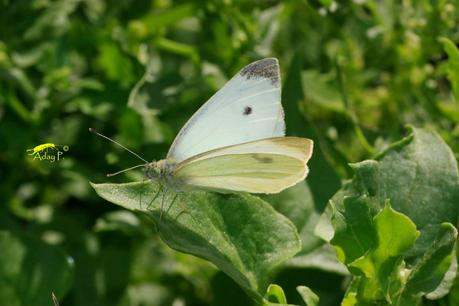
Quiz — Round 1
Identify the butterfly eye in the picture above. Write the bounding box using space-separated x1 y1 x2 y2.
143 166 158 179
243 106 252 115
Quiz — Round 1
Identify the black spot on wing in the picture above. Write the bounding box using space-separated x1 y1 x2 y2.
252 154 273 163
243 106 252 115
240 58 279 85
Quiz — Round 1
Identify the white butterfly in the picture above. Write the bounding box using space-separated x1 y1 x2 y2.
91 58 313 194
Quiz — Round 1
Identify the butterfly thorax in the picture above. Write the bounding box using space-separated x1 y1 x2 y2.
143 159 176 181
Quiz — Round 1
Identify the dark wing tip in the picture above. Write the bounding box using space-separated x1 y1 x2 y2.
240 58 280 86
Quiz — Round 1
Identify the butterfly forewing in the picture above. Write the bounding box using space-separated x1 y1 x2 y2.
167 58 284 163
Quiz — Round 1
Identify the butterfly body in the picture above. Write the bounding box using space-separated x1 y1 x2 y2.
144 159 181 190
144 159 174 179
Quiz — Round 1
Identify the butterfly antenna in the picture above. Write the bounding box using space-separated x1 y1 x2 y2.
89 128 148 163
106 164 146 177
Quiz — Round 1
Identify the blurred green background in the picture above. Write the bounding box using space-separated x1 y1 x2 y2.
1 0 459 305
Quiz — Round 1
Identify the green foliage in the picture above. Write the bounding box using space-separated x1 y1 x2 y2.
0 231 74 306
1 0 459 305
441 38 459 102
317 127 459 305
263 284 319 306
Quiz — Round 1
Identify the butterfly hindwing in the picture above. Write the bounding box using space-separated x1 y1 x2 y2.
172 137 313 194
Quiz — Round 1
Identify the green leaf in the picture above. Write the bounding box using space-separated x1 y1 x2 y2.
262 284 319 306
441 37 459 102
318 0 333 7
90 181 301 301
426 253 458 300
0 231 74 306
296 286 319 306
302 70 345 113
94 210 144 235
96 43 135 88
263 183 347 274
329 196 375 265
127 56 170 143
373 128 458 261
156 38 199 62
135 3 196 31
263 184 321 255
341 289 358 306
24 0 80 40
264 284 288 304
349 202 419 303
288 244 348 275
399 223 457 303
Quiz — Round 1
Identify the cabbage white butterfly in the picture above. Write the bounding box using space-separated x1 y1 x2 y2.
91 58 313 195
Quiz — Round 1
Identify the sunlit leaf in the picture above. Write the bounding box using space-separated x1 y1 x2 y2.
91 181 301 301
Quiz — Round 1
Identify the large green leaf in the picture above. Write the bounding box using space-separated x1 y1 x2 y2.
318 127 459 253
0 231 74 306
90 181 301 301
316 127 459 304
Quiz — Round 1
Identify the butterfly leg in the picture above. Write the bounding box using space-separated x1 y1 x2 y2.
164 192 178 217
139 178 146 209
160 183 171 220
170 193 199 225
165 184 194 223
146 182 162 211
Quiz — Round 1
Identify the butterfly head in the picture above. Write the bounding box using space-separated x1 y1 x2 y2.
144 159 175 180
143 161 160 179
